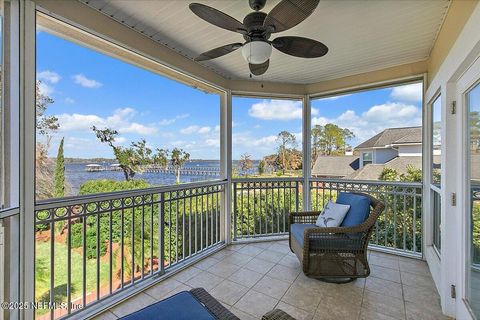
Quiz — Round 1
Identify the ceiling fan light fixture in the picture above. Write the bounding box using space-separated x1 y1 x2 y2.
241 41 272 64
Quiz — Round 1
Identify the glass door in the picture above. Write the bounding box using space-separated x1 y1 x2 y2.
467 80 480 318
429 95 442 254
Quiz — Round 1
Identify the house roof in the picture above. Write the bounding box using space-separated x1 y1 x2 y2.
311 156 359 177
356 126 422 149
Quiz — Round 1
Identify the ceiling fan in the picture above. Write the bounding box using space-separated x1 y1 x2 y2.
189 0 328 76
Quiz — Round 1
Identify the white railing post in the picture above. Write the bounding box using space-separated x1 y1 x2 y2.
302 95 312 211
220 90 232 244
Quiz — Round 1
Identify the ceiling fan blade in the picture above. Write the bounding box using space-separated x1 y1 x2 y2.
189 3 245 33
272 36 328 58
195 43 243 62
249 60 269 76
263 0 320 33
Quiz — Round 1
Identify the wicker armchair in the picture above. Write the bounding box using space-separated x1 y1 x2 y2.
289 192 385 283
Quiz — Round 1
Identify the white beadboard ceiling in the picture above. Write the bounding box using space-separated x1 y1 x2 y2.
79 0 450 84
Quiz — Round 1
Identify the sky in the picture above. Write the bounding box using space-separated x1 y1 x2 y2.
37 30 423 161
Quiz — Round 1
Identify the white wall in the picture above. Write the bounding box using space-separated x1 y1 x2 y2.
425 2 480 318
398 145 422 156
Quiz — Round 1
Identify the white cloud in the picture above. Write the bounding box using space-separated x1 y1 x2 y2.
38 70 61 84
38 82 54 96
180 125 212 135
64 97 75 104
55 107 158 136
248 100 305 120
312 102 421 145
73 74 102 88
158 113 190 126
390 83 422 102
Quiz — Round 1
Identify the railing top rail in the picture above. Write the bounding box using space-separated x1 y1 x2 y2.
233 177 304 183
35 179 227 210
0 206 20 219
309 177 422 188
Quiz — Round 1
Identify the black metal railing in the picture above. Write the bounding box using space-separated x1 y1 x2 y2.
232 178 302 240
34 180 226 319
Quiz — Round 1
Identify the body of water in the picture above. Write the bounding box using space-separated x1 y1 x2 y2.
65 160 260 195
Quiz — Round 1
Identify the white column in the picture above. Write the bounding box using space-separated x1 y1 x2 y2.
302 95 311 211
19 1 36 319
220 90 232 244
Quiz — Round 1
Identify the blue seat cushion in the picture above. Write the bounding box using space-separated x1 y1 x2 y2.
120 291 215 320
336 192 371 227
290 223 363 251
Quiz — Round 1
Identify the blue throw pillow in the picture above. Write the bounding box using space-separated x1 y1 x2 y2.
336 192 371 227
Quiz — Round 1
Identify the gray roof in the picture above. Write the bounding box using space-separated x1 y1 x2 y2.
347 155 441 180
356 126 422 149
311 156 359 177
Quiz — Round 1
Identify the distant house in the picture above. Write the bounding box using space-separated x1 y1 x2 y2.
311 126 441 180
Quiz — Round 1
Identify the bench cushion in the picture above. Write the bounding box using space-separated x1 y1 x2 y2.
120 291 216 320
337 192 371 227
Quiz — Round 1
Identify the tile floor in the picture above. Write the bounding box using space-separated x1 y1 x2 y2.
94 240 448 320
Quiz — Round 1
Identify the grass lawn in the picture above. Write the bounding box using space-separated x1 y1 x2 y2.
35 240 111 305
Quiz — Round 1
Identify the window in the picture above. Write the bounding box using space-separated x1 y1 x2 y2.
362 152 373 166
429 94 441 253
431 95 442 185
35 27 220 201
310 82 423 182
232 96 303 178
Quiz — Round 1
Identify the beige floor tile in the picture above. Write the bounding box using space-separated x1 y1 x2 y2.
281 283 323 312
237 244 265 257
185 271 224 290
370 255 400 270
366 277 403 299
224 244 245 252
322 281 364 306
405 301 449 320
207 261 241 278
194 256 222 270
400 271 436 290
293 272 335 293
398 258 430 276
359 308 401 320
276 301 314 320
153 283 192 301
229 306 257 320
244 257 276 274
234 289 279 317
370 264 402 283
251 242 273 249
92 311 118 320
313 294 361 320
229 267 264 288
210 279 249 306
278 254 301 269
221 252 255 267
252 275 291 299
172 266 202 283
110 293 156 318
144 277 183 300
362 290 405 320
402 284 441 307
211 249 233 260
266 264 301 283
259 249 286 263
269 243 292 254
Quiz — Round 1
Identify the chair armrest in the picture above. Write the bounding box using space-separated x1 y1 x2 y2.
289 211 319 225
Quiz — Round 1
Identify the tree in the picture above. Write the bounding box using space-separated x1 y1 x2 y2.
153 148 169 169
92 126 143 181
379 167 398 181
470 111 480 151
54 137 65 198
35 81 60 200
258 160 266 175
276 131 297 174
170 148 190 184
311 124 355 158
239 153 253 176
